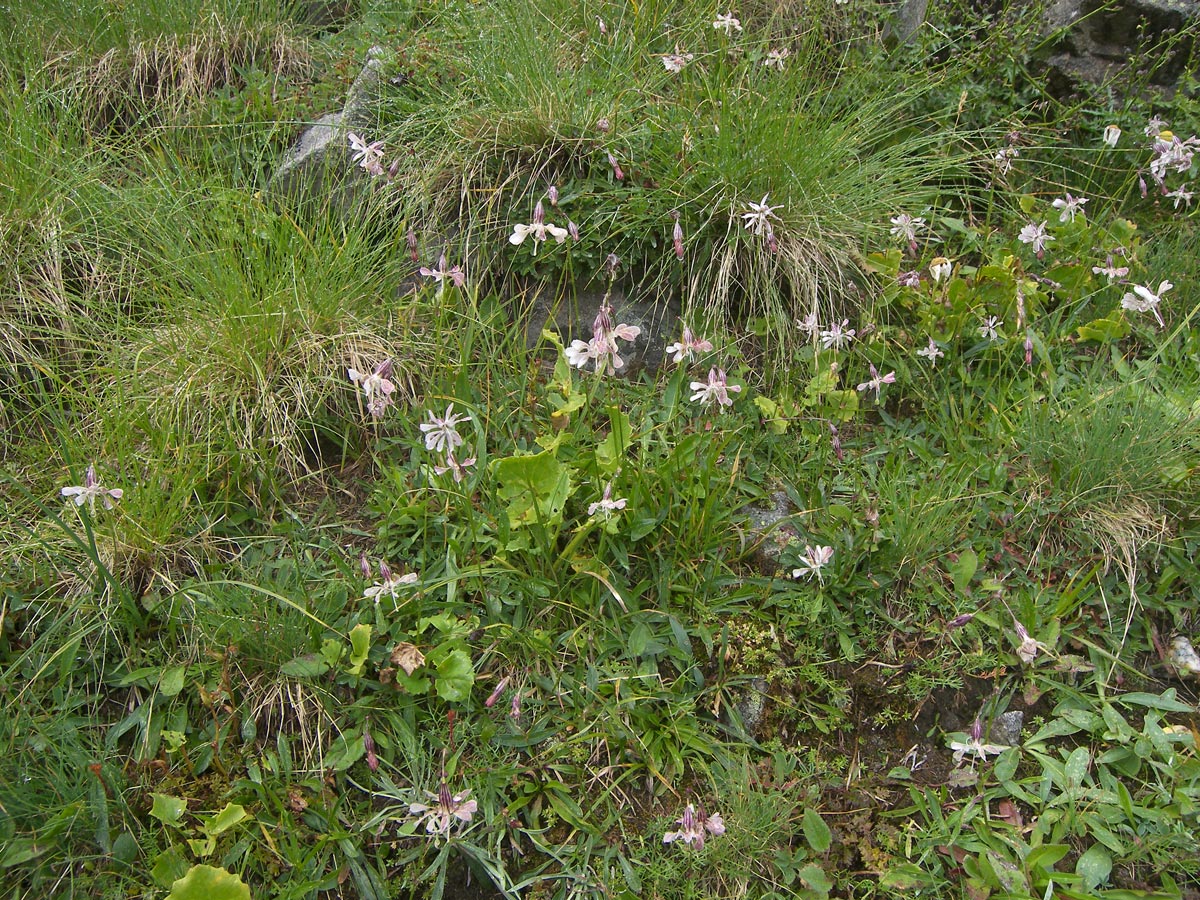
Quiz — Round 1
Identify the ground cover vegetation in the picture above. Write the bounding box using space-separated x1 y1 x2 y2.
1 0 1199 897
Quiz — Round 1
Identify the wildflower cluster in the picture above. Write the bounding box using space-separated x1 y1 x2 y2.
566 301 642 374
348 359 397 420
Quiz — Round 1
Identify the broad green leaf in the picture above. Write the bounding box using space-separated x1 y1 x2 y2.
280 654 331 679
595 406 631 473
1077 313 1129 343
151 846 190 888
168 864 251 900
798 863 832 895
493 450 574 529
347 623 372 676
802 808 832 853
202 803 250 837
950 549 977 595
1076 844 1112 891
434 649 475 702
1064 746 1090 786
1114 690 1194 712
1025 844 1069 874
159 666 186 697
322 732 365 772
150 794 187 827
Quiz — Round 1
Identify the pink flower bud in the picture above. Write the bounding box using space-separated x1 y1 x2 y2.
363 724 378 772
548 185 559 207
673 219 685 259
407 229 419 262
387 159 400 180
607 151 624 181
510 691 522 719
1024 335 1033 366
533 200 545 225
360 552 371 579
568 220 580 242
485 676 510 708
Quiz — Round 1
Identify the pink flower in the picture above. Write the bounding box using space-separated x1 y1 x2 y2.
420 404 470 452
419 253 466 291
433 449 476 483
348 133 385 176
567 301 641 374
547 184 559 206
61 464 124 511
409 784 477 836
665 326 713 363
819 319 855 350
1051 193 1088 223
1092 256 1129 281
661 51 694 73
762 47 790 70
856 363 896 399
792 544 834 583
347 360 397 419
1017 220 1054 259
509 200 570 254
588 481 627 518
363 561 419 602
889 213 925 255
607 151 625 181
690 368 741 408
663 803 725 849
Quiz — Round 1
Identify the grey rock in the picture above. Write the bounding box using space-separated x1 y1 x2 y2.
989 710 1025 747
270 46 390 208
522 282 680 374
740 491 801 575
884 0 930 47
729 677 769 738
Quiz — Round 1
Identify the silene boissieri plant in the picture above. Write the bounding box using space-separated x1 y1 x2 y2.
566 299 641 375
61 464 124 513
420 403 476 481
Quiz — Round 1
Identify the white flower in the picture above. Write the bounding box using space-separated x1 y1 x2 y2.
509 201 569 254
1102 124 1121 147
665 326 714 364
1017 220 1054 258
713 13 742 34
994 147 1019 175
916 337 944 364
409 785 477 836
419 254 466 290
949 731 1010 766
588 481 627 519
1166 184 1194 209
1145 116 1169 138
795 311 820 336
663 803 725 849
61 464 124 511
433 450 477 483
690 367 741 408
1051 194 1088 223
570 302 642 374
363 562 419 602
763 47 790 70
819 319 856 350
1014 620 1040 665
347 360 397 419
662 51 694 73
1121 280 1172 328
929 257 952 283
1092 257 1130 281
979 316 1003 341
740 194 783 235
565 339 595 369
348 133 385 176
792 544 834 584
889 213 925 245
420 404 470 453
856 364 896 399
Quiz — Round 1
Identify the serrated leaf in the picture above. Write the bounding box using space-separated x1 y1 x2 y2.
149 794 187 827
802 808 832 853
168 864 251 900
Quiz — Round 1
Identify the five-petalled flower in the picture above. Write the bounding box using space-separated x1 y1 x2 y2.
690 367 741 408
420 404 470 453
665 326 714 364
713 13 742 34
348 360 397 419
856 364 896 399
819 319 856 350
663 803 725 850
1017 220 1054 259
364 561 419 602
348 133 385 176
509 201 570 254
588 481 627 519
566 301 642 374
1121 280 1172 328
61 464 124 511
949 719 1010 767
792 544 834 583
1051 194 1088 223
409 784 478 837
419 254 466 292
916 337 944 365
741 194 783 235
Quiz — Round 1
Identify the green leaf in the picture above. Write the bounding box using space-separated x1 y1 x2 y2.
1064 746 1090 787
493 450 574 530
160 666 187 697
322 732 365 772
151 846 190 888
1076 844 1112 891
595 406 631 473
201 803 250 837
802 808 832 853
1025 844 1069 874
150 794 188 827
1077 313 1129 343
347 623 372 676
168 864 251 900
797 863 832 895
280 654 331 679
434 649 475 702
1114 690 1194 712
950 549 977 595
